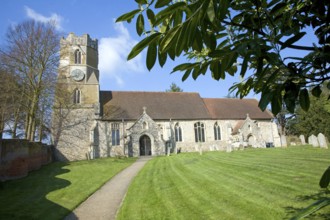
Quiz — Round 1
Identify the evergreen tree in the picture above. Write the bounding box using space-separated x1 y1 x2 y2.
166 82 183 92
287 89 330 140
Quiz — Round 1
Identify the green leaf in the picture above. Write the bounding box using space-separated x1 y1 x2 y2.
182 69 192 81
259 92 272 111
208 49 229 58
146 42 157 71
240 54 250 78
192 30 203 52
270 2 287 15
284 94 296 113
281 32 306 49
218 0 229 20
199 62 209 75
172 63 193 72
319 166 330 188
175 21 188 56
156 2 186 18
147 9 156 26
223 51 237 70
256 57 264 76
173 10 183 27
135 0 147 4
299 88 310 111
192 65 201 80
210 62 222 80
159 25 180 52
155 0 172 8
311 85 322 98
136 14 145 36
271 93 282 115
206 0 215 22
116 9 141 22
158 51 167 67
186 13 198 46
268 0 282 8
168 46 176 60
128 33 161 60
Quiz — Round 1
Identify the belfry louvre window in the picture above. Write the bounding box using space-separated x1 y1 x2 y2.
175 123 182 142
111 123 120 146
74 49 81 64
194 122 205 142
73 89 81 104
214 122 221 140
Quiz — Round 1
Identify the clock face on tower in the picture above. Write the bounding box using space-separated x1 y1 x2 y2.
70 69 85 81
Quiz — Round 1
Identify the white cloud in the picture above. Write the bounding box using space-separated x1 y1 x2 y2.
99 22 145 86
24 6 63 30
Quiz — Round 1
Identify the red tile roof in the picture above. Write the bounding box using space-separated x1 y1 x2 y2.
203 98 273 120
100 91 273 121
100 91 211 120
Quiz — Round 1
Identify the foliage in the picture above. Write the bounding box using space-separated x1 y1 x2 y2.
0 157 136 219
166 82 183 92
0 20 60 141
118 147 330 219
287 87 330 140
117 0 330 115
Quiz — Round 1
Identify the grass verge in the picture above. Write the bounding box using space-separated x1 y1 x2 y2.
0 157 136 219
117 146 330 220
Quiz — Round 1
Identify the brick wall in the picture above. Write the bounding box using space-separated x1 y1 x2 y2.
0 139 52 181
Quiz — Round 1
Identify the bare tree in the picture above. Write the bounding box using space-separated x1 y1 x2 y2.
0 20 60 141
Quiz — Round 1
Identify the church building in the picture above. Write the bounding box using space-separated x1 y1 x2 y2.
52 33 281 161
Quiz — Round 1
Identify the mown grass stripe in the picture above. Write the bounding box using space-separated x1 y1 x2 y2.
117 146 330 220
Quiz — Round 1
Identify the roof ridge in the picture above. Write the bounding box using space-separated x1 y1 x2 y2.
203 97 258 100
100 90 201 95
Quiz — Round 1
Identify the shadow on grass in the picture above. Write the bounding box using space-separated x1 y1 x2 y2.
0 162 78 220
284 190 330 219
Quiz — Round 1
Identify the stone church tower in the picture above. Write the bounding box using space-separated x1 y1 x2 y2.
53 33 100 161
58 33 99 106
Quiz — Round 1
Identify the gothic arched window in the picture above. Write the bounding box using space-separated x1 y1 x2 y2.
74 49 82 64
194 122 205 142
175 123 182 142
214 122 221 140
73 88 81 104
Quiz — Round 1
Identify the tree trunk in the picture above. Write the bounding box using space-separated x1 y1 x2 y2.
12 108 20 138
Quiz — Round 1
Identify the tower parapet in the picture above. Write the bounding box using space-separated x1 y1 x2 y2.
62 33 98 50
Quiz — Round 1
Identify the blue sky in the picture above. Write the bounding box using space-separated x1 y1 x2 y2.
0 0 241 98
1 1 317 100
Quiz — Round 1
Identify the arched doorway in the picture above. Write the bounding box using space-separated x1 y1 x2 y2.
247 134 256 147
139 135 151 156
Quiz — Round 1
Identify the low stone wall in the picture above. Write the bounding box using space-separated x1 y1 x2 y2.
0 139 52 181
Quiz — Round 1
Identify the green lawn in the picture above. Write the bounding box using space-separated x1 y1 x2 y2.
117 146 330 220
0 157 136 220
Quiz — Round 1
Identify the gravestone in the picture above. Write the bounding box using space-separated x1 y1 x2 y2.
280 135 287 147
308 135 312 145
226 145 232 153
299 135 306 145
318 133 328 149
309 135 319 147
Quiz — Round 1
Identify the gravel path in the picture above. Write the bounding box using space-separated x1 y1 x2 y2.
64 156 152 220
